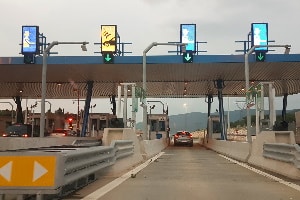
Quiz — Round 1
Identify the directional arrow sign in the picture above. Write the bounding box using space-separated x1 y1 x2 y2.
0 156 56 187
183 52 193 63
103 53 114 64
255 51 266 62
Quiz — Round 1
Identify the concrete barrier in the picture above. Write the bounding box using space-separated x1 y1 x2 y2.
248 131 300 179
0 137 89 151
140 139 168 159
204 138 250 162
101 128 168 176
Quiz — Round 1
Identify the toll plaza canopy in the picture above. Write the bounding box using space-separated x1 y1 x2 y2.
0 53 300 99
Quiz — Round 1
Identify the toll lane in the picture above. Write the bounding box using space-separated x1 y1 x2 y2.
80 144 300 200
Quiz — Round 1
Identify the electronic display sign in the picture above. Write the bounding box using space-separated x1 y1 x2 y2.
180 24 196 52
21 26 39 54
251 23 268 51
101 25 117 53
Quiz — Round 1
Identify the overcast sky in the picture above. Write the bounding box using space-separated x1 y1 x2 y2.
1 0 300 119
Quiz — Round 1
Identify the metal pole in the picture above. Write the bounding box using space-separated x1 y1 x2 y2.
245 44 291 142
117 86 122 117
40 41 58 137
77 90 80 130
142 42 187 138
132 84 136 131
40 41 88 137
123 85 128 128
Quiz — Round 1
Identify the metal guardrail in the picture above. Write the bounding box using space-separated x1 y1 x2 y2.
71 139 102 147
263 143 300 168
0 140 134 200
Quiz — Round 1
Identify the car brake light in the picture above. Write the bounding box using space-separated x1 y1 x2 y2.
22 134 28 137
2 133 8 137
63 133 66 136
174 134 179 138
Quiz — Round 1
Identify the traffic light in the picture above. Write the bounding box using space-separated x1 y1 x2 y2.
103 53 114 64
68 118 73 129
23 53 35 64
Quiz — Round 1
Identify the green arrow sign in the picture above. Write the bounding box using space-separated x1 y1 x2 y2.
255 52 266 62
105 54 112 61
103 53 114 64
183 52 193 63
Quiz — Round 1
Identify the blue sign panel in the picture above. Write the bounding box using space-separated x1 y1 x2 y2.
22 26 39 54
251 23 268 51
180 24 196 52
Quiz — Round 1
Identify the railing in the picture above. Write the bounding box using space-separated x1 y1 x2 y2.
263 143 300 169
0 140 134 200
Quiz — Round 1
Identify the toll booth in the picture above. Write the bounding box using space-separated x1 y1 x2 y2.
207 115 222 139
88 113 124 138
148 114 170 140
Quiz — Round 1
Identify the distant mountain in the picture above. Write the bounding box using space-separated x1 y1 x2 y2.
136 109 300 134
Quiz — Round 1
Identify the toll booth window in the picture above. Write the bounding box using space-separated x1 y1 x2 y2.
150 120 157 131
213 121 221 133
100 120 107 130
159 121 165 131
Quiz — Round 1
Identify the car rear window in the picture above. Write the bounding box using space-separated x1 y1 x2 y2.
176 131 191 136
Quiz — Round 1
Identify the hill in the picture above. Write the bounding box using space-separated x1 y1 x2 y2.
136 109 299 134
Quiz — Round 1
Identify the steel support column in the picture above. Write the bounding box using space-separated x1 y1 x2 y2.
81 81 93 137
215 79 227 140
205 94 213 139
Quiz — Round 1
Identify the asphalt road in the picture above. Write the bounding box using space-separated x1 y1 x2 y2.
65 144 300 200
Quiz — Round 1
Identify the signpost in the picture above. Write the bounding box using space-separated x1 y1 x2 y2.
180 24 196 63
21 26 39 64
0 156 56 187
101 25 117 64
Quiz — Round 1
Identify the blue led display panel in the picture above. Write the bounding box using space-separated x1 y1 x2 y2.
180 24 196 52
251 23 268 51
21 26 39 54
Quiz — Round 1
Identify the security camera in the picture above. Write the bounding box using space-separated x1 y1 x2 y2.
81 44 87 51
284 46 290 54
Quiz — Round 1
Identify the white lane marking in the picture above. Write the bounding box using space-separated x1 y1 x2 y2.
81 152 165 200
219 154 300 192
